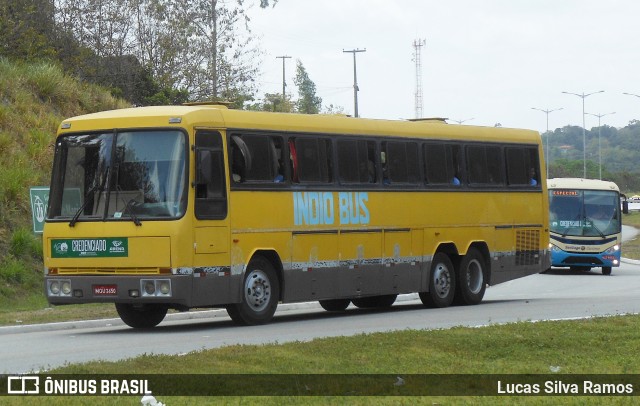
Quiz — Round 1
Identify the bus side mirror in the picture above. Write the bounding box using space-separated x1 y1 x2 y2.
623 200 629 215
196 149 213 185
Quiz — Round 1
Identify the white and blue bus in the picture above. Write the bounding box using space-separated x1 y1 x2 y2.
548 178 625 275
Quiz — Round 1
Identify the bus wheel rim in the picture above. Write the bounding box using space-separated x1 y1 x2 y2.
466 259 484 294
245 269 271 312
433 263 451 298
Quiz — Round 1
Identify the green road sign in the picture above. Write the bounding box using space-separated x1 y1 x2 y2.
29 187 49 234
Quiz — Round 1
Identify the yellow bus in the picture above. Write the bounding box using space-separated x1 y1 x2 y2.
43 105 550 328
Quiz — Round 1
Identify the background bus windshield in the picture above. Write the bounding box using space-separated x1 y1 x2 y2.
549 190 620 237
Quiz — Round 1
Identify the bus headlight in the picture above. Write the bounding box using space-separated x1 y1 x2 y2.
48 279 72 297
143 281 156 296
159 281 171 296
140 279 172 297
50 281 60 295
605 245 620 254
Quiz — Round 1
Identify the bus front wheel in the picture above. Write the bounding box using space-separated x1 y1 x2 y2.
115 303 167 328
602 267 612 275
420 253 456 308
226 256 280 325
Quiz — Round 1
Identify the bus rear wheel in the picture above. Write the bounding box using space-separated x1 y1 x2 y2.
115 303 167 328
420 253 455 308
602 267 612 275
226 256 280 325
319 299 351 311
454 248 487 305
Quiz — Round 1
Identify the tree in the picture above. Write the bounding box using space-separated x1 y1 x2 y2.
293 60 322 114
0 0 58 61
246 93 294 112
53 0 277 105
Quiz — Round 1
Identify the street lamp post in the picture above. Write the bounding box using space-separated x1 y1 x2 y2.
531 107 563 178
561 90 604 178
585 112 615 180
451 118 474 125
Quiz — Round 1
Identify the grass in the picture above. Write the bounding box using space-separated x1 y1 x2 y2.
622 212 640 260
3 315 640 404
0 57 129 325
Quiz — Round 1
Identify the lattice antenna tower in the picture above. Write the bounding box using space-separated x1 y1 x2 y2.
412 39 426 119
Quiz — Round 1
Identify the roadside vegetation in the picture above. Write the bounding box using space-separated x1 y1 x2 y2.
0 58 128 322
3 314 640 405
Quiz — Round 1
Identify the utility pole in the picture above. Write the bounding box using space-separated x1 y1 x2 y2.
276 55 291 104
343 48 366 117
412 39 426 119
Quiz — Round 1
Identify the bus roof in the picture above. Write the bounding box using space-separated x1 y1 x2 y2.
547 178 620 192
59 104 540 144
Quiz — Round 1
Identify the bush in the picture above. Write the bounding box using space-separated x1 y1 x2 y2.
10 227 42 259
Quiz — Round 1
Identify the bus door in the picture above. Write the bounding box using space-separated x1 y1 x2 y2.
192 130 233 306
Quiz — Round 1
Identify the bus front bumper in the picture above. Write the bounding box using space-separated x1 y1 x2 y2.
44 275 193 307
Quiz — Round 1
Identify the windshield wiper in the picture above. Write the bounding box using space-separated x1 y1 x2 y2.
69 168 109 227
587 218 606 238
122 198 142 226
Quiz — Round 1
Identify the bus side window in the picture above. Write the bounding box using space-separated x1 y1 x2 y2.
195 131 227 219
506 147 540 187
291 137 332 183
424 143 462 186
338 139 375 184
382 140 420 184
230 135 251 183
231 134 284 183
467 145 504 185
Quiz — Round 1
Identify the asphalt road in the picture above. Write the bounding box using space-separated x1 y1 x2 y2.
1 226 639 374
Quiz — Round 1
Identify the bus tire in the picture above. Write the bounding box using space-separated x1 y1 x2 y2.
319 299 351 311
454 248 487 305
419 253 456 308
602 267 612 275
115 303 167 328
226 255 280 325
352 294 397 309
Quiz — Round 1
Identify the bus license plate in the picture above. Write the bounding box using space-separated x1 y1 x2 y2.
93 285 117 296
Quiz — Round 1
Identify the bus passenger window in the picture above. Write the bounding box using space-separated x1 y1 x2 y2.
467 145 504 185
338 139 376 184
290 137 332 183
230 134 284 183
506 147 540 187
424 143 461 186
382 141 420 184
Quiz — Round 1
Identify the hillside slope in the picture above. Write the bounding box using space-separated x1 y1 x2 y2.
0 57 129 304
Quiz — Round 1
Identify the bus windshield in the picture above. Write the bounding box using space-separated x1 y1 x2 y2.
47 130 187 222
549 189 620 237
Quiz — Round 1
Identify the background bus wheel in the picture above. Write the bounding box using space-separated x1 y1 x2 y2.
419 253 455 308
454 248 486 305
115 303 167 328
319 299 351 311
226 256 279 325
602 267 612 275
352 294 397 309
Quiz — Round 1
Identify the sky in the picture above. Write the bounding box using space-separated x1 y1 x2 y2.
247 0 640 134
